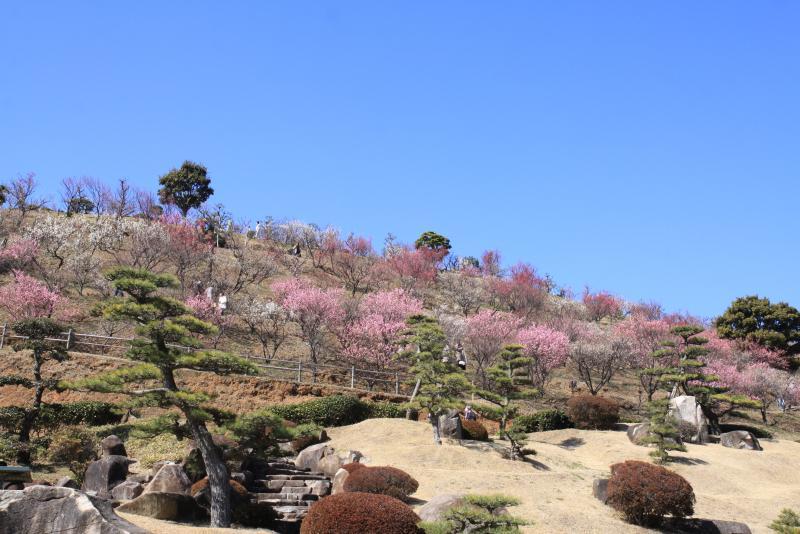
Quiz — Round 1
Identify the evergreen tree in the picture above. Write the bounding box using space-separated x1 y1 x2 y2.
639 341 685 464
474 344 537 460
66 267 257 527
401 315 471 445
3 318 68 465
158 161 214 217
662 325 757 435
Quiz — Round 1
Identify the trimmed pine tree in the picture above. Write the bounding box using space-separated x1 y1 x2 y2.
66 267 257 527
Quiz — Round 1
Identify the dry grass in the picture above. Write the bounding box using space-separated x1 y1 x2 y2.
117 513 278 534
327 418 800 534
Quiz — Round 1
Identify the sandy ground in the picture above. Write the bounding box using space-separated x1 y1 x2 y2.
326 418 800 534
117 513 277 534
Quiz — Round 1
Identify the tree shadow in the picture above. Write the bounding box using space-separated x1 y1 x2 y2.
668 456 708 466
558 437 585 450
661 517 749 533
523 457 551 471
456 440 551 470
406 496 427 506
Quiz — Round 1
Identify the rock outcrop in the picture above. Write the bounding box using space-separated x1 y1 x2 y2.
719 431 762 451
669 395 709 444
143 463 191 495
0 486 148 534
82 455 134 499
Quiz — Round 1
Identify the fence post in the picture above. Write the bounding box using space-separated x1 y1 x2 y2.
395 372 400 395
66 329 74 350
0 323 6 349
297 362 303 383
350 366 355 389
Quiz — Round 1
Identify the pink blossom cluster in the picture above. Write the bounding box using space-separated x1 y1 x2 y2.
464 309 523 379
271 278 345 325
582 289 623 321
0 239 38 268
488 262 547 318
517 324 569 391
613 317 673 367
0 270 63 319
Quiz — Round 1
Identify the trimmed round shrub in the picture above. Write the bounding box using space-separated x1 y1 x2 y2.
343 466 419 502
566 395 619 430
607 460 695 526
460 418 489 441
300 492 421 534
190 477 249 499
341 462 366 474
511 409 573 433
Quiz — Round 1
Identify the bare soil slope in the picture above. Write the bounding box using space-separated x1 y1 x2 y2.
327 418 800 534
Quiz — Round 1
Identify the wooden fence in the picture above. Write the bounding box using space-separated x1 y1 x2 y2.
0 324 413 397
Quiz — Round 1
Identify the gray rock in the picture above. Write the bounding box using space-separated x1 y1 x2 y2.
101 435 127 457
116 491 204 521
438 409 463 440
0 485 148 534
719 431 762 451
592 478 609 504
626 423 651 445
331 468 349 495
126 473 151 484
55 477 80 489
295 443 331 473
669 395 709 444
417 493 466 522
144 463 191 495
306 480 331 496
662 517 752 533
82 455 134 499
111 480 144 501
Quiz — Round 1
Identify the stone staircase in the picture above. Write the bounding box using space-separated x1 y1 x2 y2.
248 458 332 526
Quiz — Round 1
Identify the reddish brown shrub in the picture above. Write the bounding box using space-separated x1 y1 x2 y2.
190 477 248 499
566 394 619 430
607 460 695 526
460 418 490 441
341 462 366 474
342 466 419 502
300 492 421 534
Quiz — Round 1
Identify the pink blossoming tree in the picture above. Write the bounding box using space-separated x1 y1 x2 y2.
517 324 570 395
0 271 64 319
464 309 523 385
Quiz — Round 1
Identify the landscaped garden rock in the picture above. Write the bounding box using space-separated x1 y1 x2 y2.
101 435 127 457
331 468 349 495
626 423 650 445
0 486 148 534
82 455 134 498
438 409 464 439
55 476 80 489
592 478 609 504
111 480 144 501
669 395 709 444
295 443 330 473
144 463 191 495
719 431 762 451
116 491 204 521
417 493 465 522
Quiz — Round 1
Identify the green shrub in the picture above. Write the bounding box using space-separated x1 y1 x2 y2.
48 426 99 484
511 409 573 433
267 395 404 427
419 494 528 534
343 466 419 502
0 402 122 434
770 509 800 533
607 460 695 527
300 492 421 534
566 395 619 430
461 419 489 441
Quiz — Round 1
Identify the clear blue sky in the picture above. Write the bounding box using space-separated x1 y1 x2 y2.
2 2 799 318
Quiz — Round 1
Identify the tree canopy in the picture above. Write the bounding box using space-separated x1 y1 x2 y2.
414 231 451 253
716 295 800 355
158 161 214 217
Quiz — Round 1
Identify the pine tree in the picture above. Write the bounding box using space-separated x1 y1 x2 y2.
639 341 685 464
66 267 257 527
3 318 68 465
662 325 757 435
474 345 537 460
401 315 471 445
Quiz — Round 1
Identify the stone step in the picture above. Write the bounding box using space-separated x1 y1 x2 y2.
254 492 319 501
255 496 315 506
265 479 309 490
268 461 308 470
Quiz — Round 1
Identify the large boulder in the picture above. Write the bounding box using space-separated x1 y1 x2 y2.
55 477 80 489
417 494 466 522
626 423 651 445
0 485 148 534
111 480 144 501
661 517 752 533
438 410 463 440
101 435 127 457
82 455 134 499
116 491 204 521
331 468 349 495
719 431 762 451
143 463 191 495
669 395 709 444
295 443 364 475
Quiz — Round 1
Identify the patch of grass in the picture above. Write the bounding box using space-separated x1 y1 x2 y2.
126 433 185 469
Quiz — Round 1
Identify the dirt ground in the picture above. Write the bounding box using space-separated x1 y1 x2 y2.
326 418 800 534
117 514 277 534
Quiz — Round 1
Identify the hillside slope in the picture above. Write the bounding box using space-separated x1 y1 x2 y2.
327 418 800 534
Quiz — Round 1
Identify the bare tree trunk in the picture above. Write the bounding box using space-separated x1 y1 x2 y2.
429 413 442 445
187 418 231 528
17 353 43 465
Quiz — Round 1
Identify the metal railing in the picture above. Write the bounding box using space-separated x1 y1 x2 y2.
0 324 412 397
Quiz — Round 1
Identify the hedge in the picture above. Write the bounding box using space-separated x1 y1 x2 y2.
267 395 404 427
0 402 123 432
511 409 573 433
